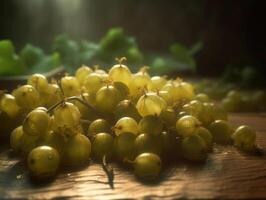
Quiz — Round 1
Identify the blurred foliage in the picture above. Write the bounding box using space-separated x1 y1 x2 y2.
195 78 266 112
221 65 265 88
170 43 196 71
0 40 25 76
51 28 145 73
0 27 264 90
0 27 200 76
0 40 61 76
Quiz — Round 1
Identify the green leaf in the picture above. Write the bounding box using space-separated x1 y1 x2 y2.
126 47 143 64
99 27 137 59
52 34 80 68
29 53 61 74
0 55 25 76
169 43 196 72
0 40 15 58
20 44 44 68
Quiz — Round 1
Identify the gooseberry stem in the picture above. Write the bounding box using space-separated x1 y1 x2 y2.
47 96 97 114
102 155 114 189
123 158 134 164
140 66 149 74
115 57 127 66
93 65 100 71
47 100 63 113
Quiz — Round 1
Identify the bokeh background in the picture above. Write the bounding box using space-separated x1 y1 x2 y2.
0 0 265 76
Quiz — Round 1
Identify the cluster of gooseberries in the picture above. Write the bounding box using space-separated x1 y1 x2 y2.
221 90 266 112
0 57 260 183
195 80 266 112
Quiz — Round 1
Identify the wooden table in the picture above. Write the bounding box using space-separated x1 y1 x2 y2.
1 113 266 199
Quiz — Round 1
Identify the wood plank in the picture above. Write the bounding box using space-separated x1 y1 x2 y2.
0 113 266 199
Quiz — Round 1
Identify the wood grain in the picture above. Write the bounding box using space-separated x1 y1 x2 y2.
0 113 266 200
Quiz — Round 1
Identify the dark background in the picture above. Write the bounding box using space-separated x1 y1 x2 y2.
0 0 265 76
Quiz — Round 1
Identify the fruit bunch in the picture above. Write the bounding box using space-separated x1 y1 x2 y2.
0 57 260 182
221 90 266 112
195 80 266 112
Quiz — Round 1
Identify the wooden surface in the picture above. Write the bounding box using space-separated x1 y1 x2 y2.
0 113 266 200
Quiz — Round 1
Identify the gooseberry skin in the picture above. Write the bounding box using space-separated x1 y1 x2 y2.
83 73 104 94
134 133 162 156
159 107 177 128
75 65 93 85
54 102 81 129
189 100 204 116
114 100 141 122
45 83 62 107
114 132 136 161
227 90 242 103
232 125 256 152
176 115 201 137
138 115 163 136
20 132 39 157
136 93 167 117
0 94 21 118
27 146 60 179
134 153 162 180
88 119 111 136
61 76 81 97
13 85 40 110
91 133 114 161
23 108 50 136
10 126 24 153
161 83 176 102
41 131 67 156
113 82 130 100
196 127 213 151
128 73 151 99
95 85 121 114
162 81 194 102
194 93 210 102
181 134 208 161
63 134 91 167
149 76 167 91
209 120 233 144
94 68 107 75
158 90 174 106
109 64 132 86
27 73 49 93
159 131 179 158
221 97 239 112
198 102 216 126
114 117 139 136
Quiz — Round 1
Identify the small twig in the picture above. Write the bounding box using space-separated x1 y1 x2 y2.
93 65 100 71
47 99 65 113
115 57 127 66
102 155 114 189
68 97 98 112
57 80 65 99
139 66 149 74
80 92 87 101
123 158 135 164
47 96 97 114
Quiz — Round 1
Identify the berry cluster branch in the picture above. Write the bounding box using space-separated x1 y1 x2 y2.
102 155 114 189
